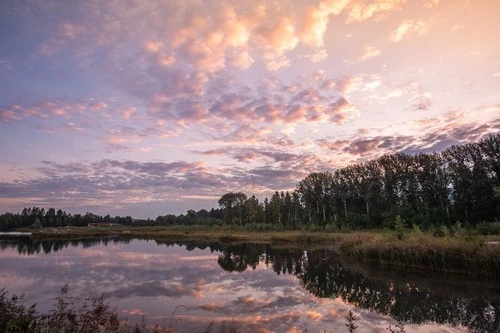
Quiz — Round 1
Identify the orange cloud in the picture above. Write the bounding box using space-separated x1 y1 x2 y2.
306 310 323 321
347 0 408 23
122 107 137 119
230 50 254 69
300 0 351 47
390 20 427 43
145 40 163 53
357 46 381 62
260 16 299 55
300 49 328 63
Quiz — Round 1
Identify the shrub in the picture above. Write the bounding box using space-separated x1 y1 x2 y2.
476 221 500 235
243 223 283 232
393 216 408 240
302 223 324 232
345 213 370 230
324 223 339 233
0 285 123 333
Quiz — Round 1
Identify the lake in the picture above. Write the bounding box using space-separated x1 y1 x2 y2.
0 236 498 332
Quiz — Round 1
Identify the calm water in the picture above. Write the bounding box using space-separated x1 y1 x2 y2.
0 236 498 333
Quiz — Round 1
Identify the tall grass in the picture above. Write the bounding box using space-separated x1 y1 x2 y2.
340 226 500 279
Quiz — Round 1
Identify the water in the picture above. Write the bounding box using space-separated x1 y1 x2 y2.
0 237 498 332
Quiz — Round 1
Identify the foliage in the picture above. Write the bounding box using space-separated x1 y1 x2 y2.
475 221 500 235
393 215 408 240
387 320 406 333
243 223 283 232
0 286 248 333
345 310 358 333
0 285 122 333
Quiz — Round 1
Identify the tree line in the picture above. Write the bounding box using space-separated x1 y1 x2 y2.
0 207 135 231
0 134 499 231
211 133 500 229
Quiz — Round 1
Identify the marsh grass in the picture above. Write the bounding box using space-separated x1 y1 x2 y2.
340 227 500 279
30 225 349 245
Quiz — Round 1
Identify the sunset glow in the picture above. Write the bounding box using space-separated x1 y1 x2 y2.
1 0 499 217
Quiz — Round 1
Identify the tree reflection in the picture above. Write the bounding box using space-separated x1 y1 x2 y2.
212 244 500 333
1 237 498 332
0 236 121 255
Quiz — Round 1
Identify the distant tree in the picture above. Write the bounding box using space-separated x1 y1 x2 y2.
218 192 247 225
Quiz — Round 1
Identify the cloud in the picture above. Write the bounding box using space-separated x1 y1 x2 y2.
316 104 500 162
346 0 408 23
367 80 433 111
40 122 85 134
300 0 351 47
0 156 307 213
339 74 383 94
1 0 497 220
0 106 22 122
357 46 381 62
424 0 440 9
300 49 329 63
389 20 427 43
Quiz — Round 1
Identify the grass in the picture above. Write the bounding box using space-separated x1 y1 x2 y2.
339 226 500 279
27 225 348 245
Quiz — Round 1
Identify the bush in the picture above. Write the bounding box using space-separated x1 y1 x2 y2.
432 225 449 238
393 216 408 240
0 285 123 333
345 213 370 230
302 223 324 232
476 221 500 235
243 223 283 232
324 223 339 233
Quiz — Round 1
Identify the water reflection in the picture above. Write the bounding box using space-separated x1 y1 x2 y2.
0 237 498 332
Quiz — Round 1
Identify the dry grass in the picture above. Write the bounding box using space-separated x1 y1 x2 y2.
340 230 500 279
30 225 348 245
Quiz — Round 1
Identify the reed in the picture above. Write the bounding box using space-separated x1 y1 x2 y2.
340 229 500 279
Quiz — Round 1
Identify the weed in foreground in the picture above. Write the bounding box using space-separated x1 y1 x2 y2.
345 310 358 333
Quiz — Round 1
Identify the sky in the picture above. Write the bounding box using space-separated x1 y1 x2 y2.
0 0 499 218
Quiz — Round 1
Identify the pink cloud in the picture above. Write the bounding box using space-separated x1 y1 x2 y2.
389 20 427 43
300 0 351 47
122 107 137 119
346 0 408 23
0 106 22 122
357 46 381 62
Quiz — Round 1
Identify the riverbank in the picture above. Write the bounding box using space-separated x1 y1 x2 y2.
26 225 349 244
18 225 500 279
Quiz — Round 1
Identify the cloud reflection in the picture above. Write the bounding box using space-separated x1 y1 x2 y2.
0 238 497 332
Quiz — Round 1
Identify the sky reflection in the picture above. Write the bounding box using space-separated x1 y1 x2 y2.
0 238 489 332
